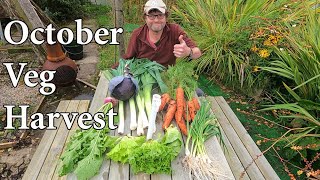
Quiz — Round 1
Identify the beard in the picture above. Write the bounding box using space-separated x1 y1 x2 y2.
148 23 165 32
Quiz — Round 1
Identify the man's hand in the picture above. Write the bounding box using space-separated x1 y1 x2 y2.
173 35 192 58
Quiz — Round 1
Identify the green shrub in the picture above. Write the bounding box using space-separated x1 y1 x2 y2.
34 0 89 22
172 0 313 97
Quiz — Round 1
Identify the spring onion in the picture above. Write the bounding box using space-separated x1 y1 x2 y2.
183 99 229 179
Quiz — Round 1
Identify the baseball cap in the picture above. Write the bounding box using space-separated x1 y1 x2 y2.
144 0 167 14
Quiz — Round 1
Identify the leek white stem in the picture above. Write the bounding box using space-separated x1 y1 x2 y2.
145 91 152 121
129 97 137 130
117 100 124 134
142 111 149 129
136 94 145 136
137 111 144 136
146 94 161 140
140 96 149 129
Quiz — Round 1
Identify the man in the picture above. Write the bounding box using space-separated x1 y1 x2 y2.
121 0 202 67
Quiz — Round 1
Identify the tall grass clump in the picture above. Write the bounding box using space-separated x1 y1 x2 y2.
258 8 320 179
261 10 320 103
172 0 314 96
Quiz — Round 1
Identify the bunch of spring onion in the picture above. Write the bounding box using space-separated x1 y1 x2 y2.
183 99 229 180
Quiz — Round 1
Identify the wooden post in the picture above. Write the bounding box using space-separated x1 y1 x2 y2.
1 0 46 63
0 20 5 42
114 0 125 56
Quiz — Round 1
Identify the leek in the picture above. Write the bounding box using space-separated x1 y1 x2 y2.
141 72 156 121
129 97 137 130
136 93 148 135
117 100 124 134
146 94 161 140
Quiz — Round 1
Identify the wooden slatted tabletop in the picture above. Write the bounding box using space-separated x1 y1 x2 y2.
61 74 234 180
23 73 279 180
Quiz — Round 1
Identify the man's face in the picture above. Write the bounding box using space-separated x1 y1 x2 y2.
145 10 166 33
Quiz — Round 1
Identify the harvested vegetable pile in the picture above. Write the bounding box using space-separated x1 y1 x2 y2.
57 98 182 179
160 60 200 135
103 58 167 136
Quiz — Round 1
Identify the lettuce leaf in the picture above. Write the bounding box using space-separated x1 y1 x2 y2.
128 126 183 174
58 128 119 178
107 136 145 163
161 126 183 160
129 140 173 174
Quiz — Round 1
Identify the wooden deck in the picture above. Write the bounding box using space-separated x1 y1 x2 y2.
23 74 279 180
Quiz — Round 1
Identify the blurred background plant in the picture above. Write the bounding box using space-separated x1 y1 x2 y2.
171 0 315 98
172 0 320 178
33 0 90 22
259 9 320 178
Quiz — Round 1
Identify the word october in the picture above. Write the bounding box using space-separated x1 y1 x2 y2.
4 19 123 45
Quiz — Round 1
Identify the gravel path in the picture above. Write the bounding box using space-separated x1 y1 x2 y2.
0 51 42 110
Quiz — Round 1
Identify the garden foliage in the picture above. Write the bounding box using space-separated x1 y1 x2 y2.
172 0 319 178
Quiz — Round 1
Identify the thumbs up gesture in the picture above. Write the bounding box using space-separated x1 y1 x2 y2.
173 35 192 58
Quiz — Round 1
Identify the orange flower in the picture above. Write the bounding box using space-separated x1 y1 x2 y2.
263 39 273 46
252 66 260 72
258 49 270 58
297 170 303 176
251 45 259 52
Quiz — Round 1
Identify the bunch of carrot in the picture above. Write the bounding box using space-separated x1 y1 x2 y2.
159 60 200 135
159 87 200 136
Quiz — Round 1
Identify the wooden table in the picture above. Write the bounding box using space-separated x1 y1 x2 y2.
66 74 234 180
23 73 279 180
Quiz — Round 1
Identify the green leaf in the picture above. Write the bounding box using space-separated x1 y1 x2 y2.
58 129 97 176
161 126 183 159
74 150 104 180
107 136 145 163
284 127 315 147
129 141 173 174
283 82 301 101
58 127 111 178
298 99 320 111
73 128 110 180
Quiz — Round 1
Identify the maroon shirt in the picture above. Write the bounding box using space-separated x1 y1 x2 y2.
122 23 197 67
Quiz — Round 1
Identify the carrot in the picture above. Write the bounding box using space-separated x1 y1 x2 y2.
176 115 188 135
174 87 188 135
188 100 196 121
183 99 191 122
159 93 170 111
175 87 184 122
192 97 200 111
162 100 177 129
